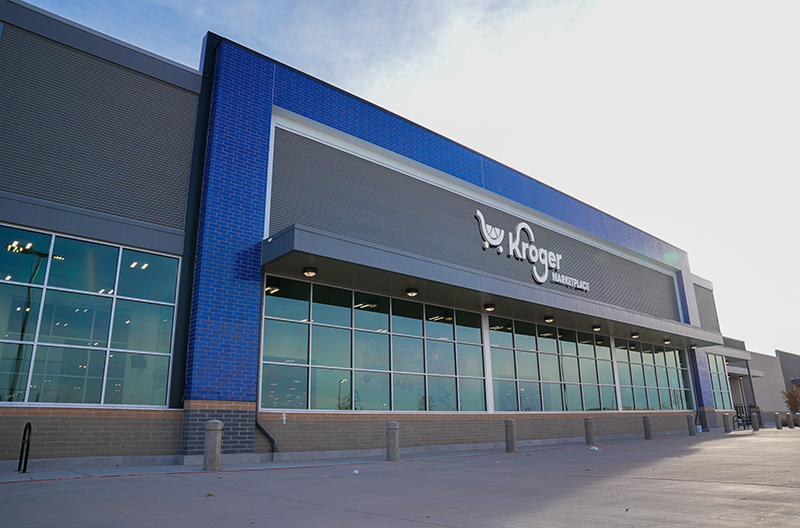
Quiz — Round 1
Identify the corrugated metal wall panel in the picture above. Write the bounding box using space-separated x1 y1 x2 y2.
694 284 721 332
0 24 197 230
270 128 681 321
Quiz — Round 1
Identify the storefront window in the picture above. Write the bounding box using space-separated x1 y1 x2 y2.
261 278 485 411
0 226 179 406
707 353 732 410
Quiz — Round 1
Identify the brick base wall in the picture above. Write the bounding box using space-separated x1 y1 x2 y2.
181 400 256 455
0 407 182 460
254 411 694 454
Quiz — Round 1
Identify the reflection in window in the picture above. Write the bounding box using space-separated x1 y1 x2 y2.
263 320 308 363
264 277 309 321
0 284 42 341
312 285 351 326
261 364 307 409
428 376 456 411
455 311 482 345
0 226 52 285
493 379 518 411
0 226 178 406
354 371 389 410
311 326 351 368
457 344 483 377
488 317 513 348
310 368 351 410
0 343 33 402
111 300 173 353
29 346 105 403
354 331 389 370
392 336 423 373
391 299 422 336
354 293 389 332
425 306 454 341
459 377 486 411
118 249 178 303
426 340 455 375
393 374 425 410
104 352 169 405
39 290 112 347
48 237 118 294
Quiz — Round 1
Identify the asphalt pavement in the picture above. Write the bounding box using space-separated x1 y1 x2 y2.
2 428 798 527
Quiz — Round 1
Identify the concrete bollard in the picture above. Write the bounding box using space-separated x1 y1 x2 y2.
386 421 400 461
643 415 653 440
722 413 732 433
203 420 223 471
787 413 795 429
774 413 782 430
687 415 696 436
505 419 517 452
751 412 760 431
584 417 596 446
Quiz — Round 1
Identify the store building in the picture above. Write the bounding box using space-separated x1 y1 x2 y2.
1 0 784 467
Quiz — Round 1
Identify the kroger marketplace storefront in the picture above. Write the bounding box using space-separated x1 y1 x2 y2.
0 1 756 467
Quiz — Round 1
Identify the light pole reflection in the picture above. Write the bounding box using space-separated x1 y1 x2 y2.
4 241 61 402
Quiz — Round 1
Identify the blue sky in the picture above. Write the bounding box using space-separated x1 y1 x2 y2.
23 0 800 357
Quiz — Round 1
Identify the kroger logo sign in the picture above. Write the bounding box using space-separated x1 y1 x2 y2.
475 209 590 292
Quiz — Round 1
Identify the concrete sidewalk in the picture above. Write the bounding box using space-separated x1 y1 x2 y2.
2 429 798 527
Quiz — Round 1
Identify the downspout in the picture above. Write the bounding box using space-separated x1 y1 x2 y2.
256 418 278 453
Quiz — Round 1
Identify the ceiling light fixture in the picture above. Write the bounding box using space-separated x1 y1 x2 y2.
405 288 419 298
630 332 640 339
544 316 554 324
484 304 495 312
303 267 317 278
592 325 601 332
663 338 671 345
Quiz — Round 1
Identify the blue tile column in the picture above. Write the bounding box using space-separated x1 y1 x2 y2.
183 42 275 454
689 349 718 431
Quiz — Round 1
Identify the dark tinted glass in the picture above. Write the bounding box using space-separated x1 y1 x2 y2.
118 249 178 303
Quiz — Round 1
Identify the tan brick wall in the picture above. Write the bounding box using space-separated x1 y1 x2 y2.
0 407 182 460
254 411 693 453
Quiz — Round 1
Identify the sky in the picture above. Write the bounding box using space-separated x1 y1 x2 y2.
23 0 800 357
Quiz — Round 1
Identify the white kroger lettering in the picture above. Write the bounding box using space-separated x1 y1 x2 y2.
475 209 589 292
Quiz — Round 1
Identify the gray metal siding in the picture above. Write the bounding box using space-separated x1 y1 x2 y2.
270 128 681 321
694 284 721 332
0 24 197 230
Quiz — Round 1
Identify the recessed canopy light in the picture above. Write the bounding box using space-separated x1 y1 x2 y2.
690 344 697 350
484 304 495 312
406 288 419 297
663 338 671 345
592 325 601 332
631 332 640 339
303 267 317 278
544 316 554 324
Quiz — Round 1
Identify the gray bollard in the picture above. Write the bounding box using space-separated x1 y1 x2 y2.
584 417 596 445
787 413 795 429
386 421 400 461
643 415 653 440
687 415 696 436
775 413 783 430
722 413 732 433
505 419 517 452
203 420 223 471
751 412 760 431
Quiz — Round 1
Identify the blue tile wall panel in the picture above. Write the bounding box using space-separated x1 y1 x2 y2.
186 43 274 401
189 38 705 401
